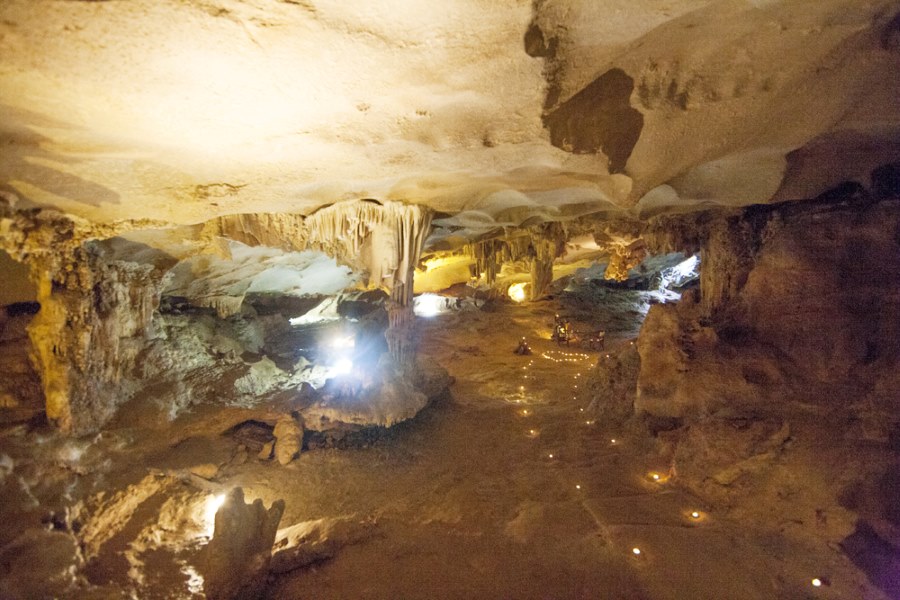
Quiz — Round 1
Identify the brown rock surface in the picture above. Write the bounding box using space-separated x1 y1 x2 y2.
202 487 285 600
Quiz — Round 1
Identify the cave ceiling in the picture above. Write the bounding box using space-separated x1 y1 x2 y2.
1 0 899 255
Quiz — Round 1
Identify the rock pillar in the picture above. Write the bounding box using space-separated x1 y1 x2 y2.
202 487 285 600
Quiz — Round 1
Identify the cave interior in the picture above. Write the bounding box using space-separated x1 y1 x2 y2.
1 1 900 598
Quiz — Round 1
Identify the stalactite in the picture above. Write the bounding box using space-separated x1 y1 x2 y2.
1 198 434 433
213 200 432 306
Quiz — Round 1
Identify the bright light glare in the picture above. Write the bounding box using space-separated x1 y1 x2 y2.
674 255 699 278
329 336 355 349
658 254 700 291
290 297 341 325
414 294 448 318
203 494 226 537
333 358 353 375
508 282 527 303
811 578 822 587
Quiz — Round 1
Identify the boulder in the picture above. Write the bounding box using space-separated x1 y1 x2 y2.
273 415 303 465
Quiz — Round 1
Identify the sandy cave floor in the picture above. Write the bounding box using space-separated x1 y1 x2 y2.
1 299 889 599
213 301 876 599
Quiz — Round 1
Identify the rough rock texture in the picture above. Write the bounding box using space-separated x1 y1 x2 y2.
270 515 379 574
636 195 900 418
272 415 304 466
635 295 740 419
9 244 164 432
583 342 640 424
0 307 43 417
0 528 83 599
672 418 792 494
202 487 285 600
300 355 450 432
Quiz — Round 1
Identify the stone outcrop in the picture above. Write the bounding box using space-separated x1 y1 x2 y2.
202 487 285 600
300 354 450 432
583 342 640 424
270 515 378 574
634 194 900 418
273 414 304 465
0 202 169 433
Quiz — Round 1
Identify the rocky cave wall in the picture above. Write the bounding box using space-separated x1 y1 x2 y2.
0 198 435 434
635 191 900 418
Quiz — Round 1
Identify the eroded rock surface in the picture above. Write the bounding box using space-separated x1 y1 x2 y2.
202 487 285 600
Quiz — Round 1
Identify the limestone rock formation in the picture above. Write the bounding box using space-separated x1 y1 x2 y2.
273 415 304 466
584 342 640 424
635 195 900 419
270 515 379 574
202 487 285 600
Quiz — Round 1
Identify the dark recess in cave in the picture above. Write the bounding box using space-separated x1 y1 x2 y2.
542 68 644 174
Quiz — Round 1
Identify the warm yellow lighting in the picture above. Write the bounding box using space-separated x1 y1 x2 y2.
632 547 641 556
651 473 661 481
203 493 226 537
811 578 822 587
575 484 581 490
423 256 462 272
610 439 617 444
508 282 527 303
548 453 554 458
691 511 701 519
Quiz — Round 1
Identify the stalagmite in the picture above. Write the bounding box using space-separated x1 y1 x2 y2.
202 488 285 600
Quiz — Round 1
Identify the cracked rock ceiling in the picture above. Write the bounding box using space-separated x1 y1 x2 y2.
1 0 899 235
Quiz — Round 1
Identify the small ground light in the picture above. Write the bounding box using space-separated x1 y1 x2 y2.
632 547 641 556
575 484 581 490
610 439 617 444
812 578 823 587
548 453 554 458
691 511 701 519
651 473 660 481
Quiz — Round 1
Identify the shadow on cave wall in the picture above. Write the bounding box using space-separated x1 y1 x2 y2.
540 68 644 174
0 103 120 208
525 3 643 174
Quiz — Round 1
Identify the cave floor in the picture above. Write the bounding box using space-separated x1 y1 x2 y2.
250 301 874 599
1 300 887 599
